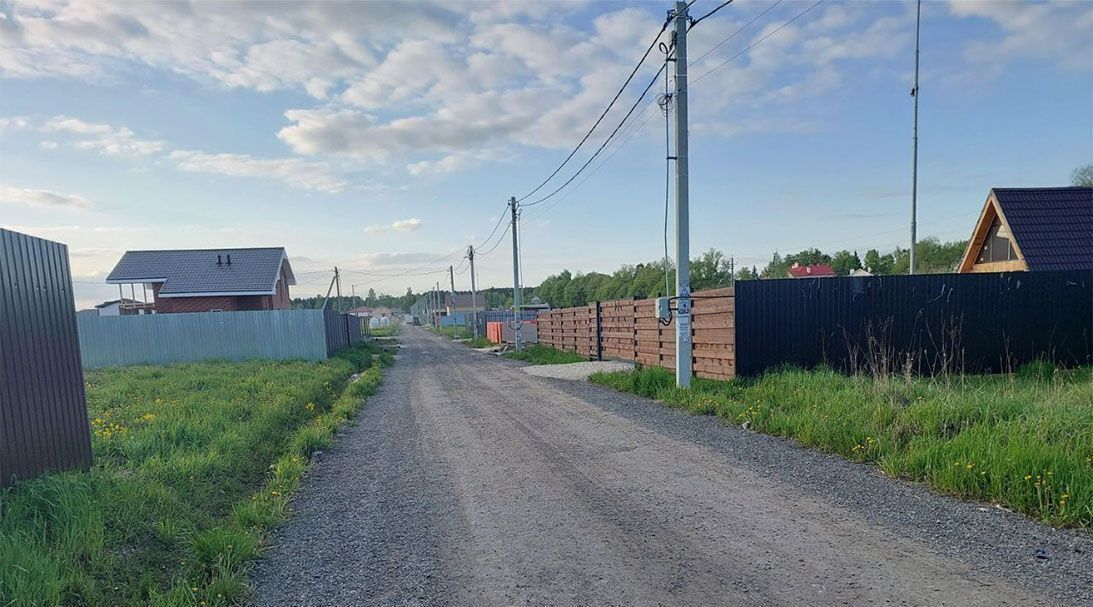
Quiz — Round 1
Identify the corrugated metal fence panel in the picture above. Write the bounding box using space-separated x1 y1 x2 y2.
78 309 329 368
1 228 93 485
734 270 1093 376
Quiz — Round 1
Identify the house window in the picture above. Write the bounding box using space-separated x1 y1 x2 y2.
976 217 1017 263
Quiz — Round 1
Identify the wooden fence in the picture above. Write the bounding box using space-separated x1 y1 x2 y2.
1 228 93 485
538 287 735 380
78 308 364 368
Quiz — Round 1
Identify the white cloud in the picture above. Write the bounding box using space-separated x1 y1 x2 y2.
365 218 424 233
0 115 31 132
0 185 93 209
392 218 423 231
43 115 166 156
949 1 1093 72
168 150 347 193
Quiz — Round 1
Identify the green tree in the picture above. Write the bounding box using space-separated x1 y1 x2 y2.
1071 164 1093 187
830 250 863 276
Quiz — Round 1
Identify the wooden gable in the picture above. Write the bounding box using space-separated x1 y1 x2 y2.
957 190 1029 273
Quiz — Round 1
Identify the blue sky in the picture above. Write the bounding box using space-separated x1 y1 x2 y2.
1 0 1090 308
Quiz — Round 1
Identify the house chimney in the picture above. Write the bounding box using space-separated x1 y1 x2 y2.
226 254 232 265
217 254 222 265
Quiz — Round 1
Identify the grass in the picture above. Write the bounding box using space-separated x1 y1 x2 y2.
367 324 399 338
589 363 1093 528
504 344 588 365
0 343 392 607
437 325 471 340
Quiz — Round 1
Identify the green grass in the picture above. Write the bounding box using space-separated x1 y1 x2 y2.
0 344 391 607
589 363 1093 528
504 344 588 365
437 325 471 340
466 336 493 348
367 324 399 338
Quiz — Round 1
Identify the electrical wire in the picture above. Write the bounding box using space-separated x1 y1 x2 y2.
522 61 668 208
690 0 783 65
477 222 511 257
517 17 671 203
475 207 509 249
691 0 824 86
659 49 673 299
689 0 734 30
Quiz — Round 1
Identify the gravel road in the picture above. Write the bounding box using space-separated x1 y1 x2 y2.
251 327 1092 606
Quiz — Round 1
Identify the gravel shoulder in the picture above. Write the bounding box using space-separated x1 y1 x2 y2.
251 327 1091 606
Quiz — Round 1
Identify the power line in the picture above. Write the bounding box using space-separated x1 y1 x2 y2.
517 17 671 203
477 222 511 257
475 206 509 249
691 0 783 65
689 0 734 30
692 0 824 86
522 61 668 208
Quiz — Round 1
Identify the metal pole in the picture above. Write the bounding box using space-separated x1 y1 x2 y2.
334 266 342 312
910 0 921 275
449 264 456 313
673 1 692 388
509 197 523 350
468 245 479 340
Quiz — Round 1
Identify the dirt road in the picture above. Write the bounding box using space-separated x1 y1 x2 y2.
251 327 1091 606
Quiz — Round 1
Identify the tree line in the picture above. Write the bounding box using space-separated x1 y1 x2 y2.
534 238 967 309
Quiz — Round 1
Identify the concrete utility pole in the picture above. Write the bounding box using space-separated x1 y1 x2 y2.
334 266 342 312
449 265 456 307
673 1 692 388
909 0 921 275
509 196 523 350
434 282 441 325
467 245 479 339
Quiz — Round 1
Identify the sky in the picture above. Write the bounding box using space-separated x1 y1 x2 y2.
1 0 1090 309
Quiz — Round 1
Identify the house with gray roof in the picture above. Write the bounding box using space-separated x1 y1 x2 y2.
106 247 296 314
958 187 1093 273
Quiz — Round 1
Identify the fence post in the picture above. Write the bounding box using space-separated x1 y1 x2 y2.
632 296 639 363
595 301 603 361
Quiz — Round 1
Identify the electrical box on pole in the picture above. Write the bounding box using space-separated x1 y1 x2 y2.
672 1 692 388
656 297 671 322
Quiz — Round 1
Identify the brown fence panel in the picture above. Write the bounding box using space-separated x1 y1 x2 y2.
536 288 735 379
0 228 93 485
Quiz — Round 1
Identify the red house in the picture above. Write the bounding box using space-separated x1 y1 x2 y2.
106 247 296 314
787 263 836 278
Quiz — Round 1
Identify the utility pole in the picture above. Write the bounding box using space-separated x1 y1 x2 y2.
467 245 479 340
334 266 342 312
672 1 692 388
509 196 523 350
449 265 456 306
909 0 921 275
434 282 440 326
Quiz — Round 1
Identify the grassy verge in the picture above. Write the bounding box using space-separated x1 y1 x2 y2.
367 324 399 338
589 364 1093 528
437 325 471 340
0 344 391 606
504 344 588 365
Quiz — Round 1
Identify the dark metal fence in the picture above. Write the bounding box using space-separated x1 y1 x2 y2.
323 307 364 355
1 228 93 485
734 270 1093 376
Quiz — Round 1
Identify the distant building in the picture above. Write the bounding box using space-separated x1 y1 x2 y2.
444 292 486 313
958 187 1093 273
106 247 296 314
787 263 836 278
848 268 873 277
521 296 551 311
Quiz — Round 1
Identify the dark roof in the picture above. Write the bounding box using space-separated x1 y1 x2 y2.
445 292 484 309
993 187 1093 271
95 298 139 308
106 247 295 297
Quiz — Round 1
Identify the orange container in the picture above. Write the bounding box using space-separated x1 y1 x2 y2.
486 321 503 344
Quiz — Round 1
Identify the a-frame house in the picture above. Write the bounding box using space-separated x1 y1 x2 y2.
957 187 1093 273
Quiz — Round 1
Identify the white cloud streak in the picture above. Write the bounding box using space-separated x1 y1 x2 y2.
0 185 93 209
